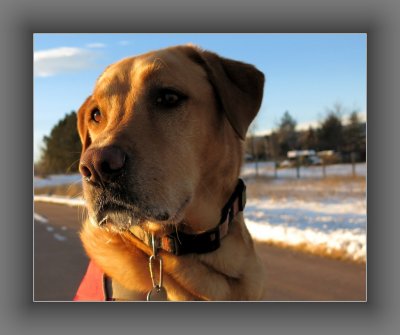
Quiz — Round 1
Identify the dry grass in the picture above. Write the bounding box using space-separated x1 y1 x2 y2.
257 240 366 264
245 175 366 201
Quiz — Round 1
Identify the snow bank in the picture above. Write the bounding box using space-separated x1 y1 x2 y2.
245 197 366 262
34 195 85 206
34 174 82 188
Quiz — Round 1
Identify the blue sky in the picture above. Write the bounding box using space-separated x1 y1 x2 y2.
33 33 367 162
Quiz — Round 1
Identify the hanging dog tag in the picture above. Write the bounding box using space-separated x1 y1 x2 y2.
146 235 168 301
146 285 168 301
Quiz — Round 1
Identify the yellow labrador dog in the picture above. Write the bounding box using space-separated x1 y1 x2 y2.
75 45 266 301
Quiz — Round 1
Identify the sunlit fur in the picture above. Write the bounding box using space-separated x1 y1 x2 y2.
77 45 265 300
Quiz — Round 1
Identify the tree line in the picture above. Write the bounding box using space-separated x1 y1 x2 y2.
246 104 366 163
35 111 81 176
35 104 366 176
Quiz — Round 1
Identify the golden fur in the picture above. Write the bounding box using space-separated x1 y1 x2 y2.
77 45 266 300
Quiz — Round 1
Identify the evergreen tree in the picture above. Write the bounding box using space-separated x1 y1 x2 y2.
266 131 280 159
277 111 297 155
299 126 318 150
343 111 365 153
37 111 81 175
318 110 344 152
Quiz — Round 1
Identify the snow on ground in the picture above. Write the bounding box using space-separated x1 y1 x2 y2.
34 174 81 188
33 162 366 262
245 197 366 262
34 212 49 224
34 194 85 207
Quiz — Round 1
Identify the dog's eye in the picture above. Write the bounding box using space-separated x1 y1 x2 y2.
155 89 186 108
90 108 102 123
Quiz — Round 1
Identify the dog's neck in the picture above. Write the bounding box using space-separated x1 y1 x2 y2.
128 179 247 256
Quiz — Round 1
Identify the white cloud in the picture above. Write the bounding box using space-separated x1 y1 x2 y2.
86 43 106 48
34 47 98 77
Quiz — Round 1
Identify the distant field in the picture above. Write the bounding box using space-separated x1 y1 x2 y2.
245 175 365 201
241 161 366 179
34 162 366 196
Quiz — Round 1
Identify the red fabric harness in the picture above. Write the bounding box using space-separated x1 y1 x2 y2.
73 261 107 301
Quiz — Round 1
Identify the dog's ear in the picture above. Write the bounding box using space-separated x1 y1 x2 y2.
77 96 92 153
188 47 265 140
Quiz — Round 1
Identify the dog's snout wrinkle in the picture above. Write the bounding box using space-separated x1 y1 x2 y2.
76 46 266 301
80 146 126 185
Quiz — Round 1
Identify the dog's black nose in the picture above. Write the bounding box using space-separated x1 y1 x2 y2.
79 146 126 185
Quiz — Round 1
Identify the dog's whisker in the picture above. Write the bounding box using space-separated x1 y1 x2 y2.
75 45 266 301
89 215 98 227
65 158 81 174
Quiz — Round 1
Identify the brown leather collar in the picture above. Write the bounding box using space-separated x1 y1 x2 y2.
128 179 246 256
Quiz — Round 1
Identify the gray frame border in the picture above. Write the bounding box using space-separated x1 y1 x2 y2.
1 0 399 334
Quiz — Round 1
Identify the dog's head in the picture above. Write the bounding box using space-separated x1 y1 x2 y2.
77 45 264 234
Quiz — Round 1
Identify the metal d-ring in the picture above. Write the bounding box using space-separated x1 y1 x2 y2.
148 233 163 289
151 233 158 257
148 254 163 289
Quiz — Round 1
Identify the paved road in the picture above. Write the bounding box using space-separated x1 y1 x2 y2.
34 202 89 301
34 202 366 301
